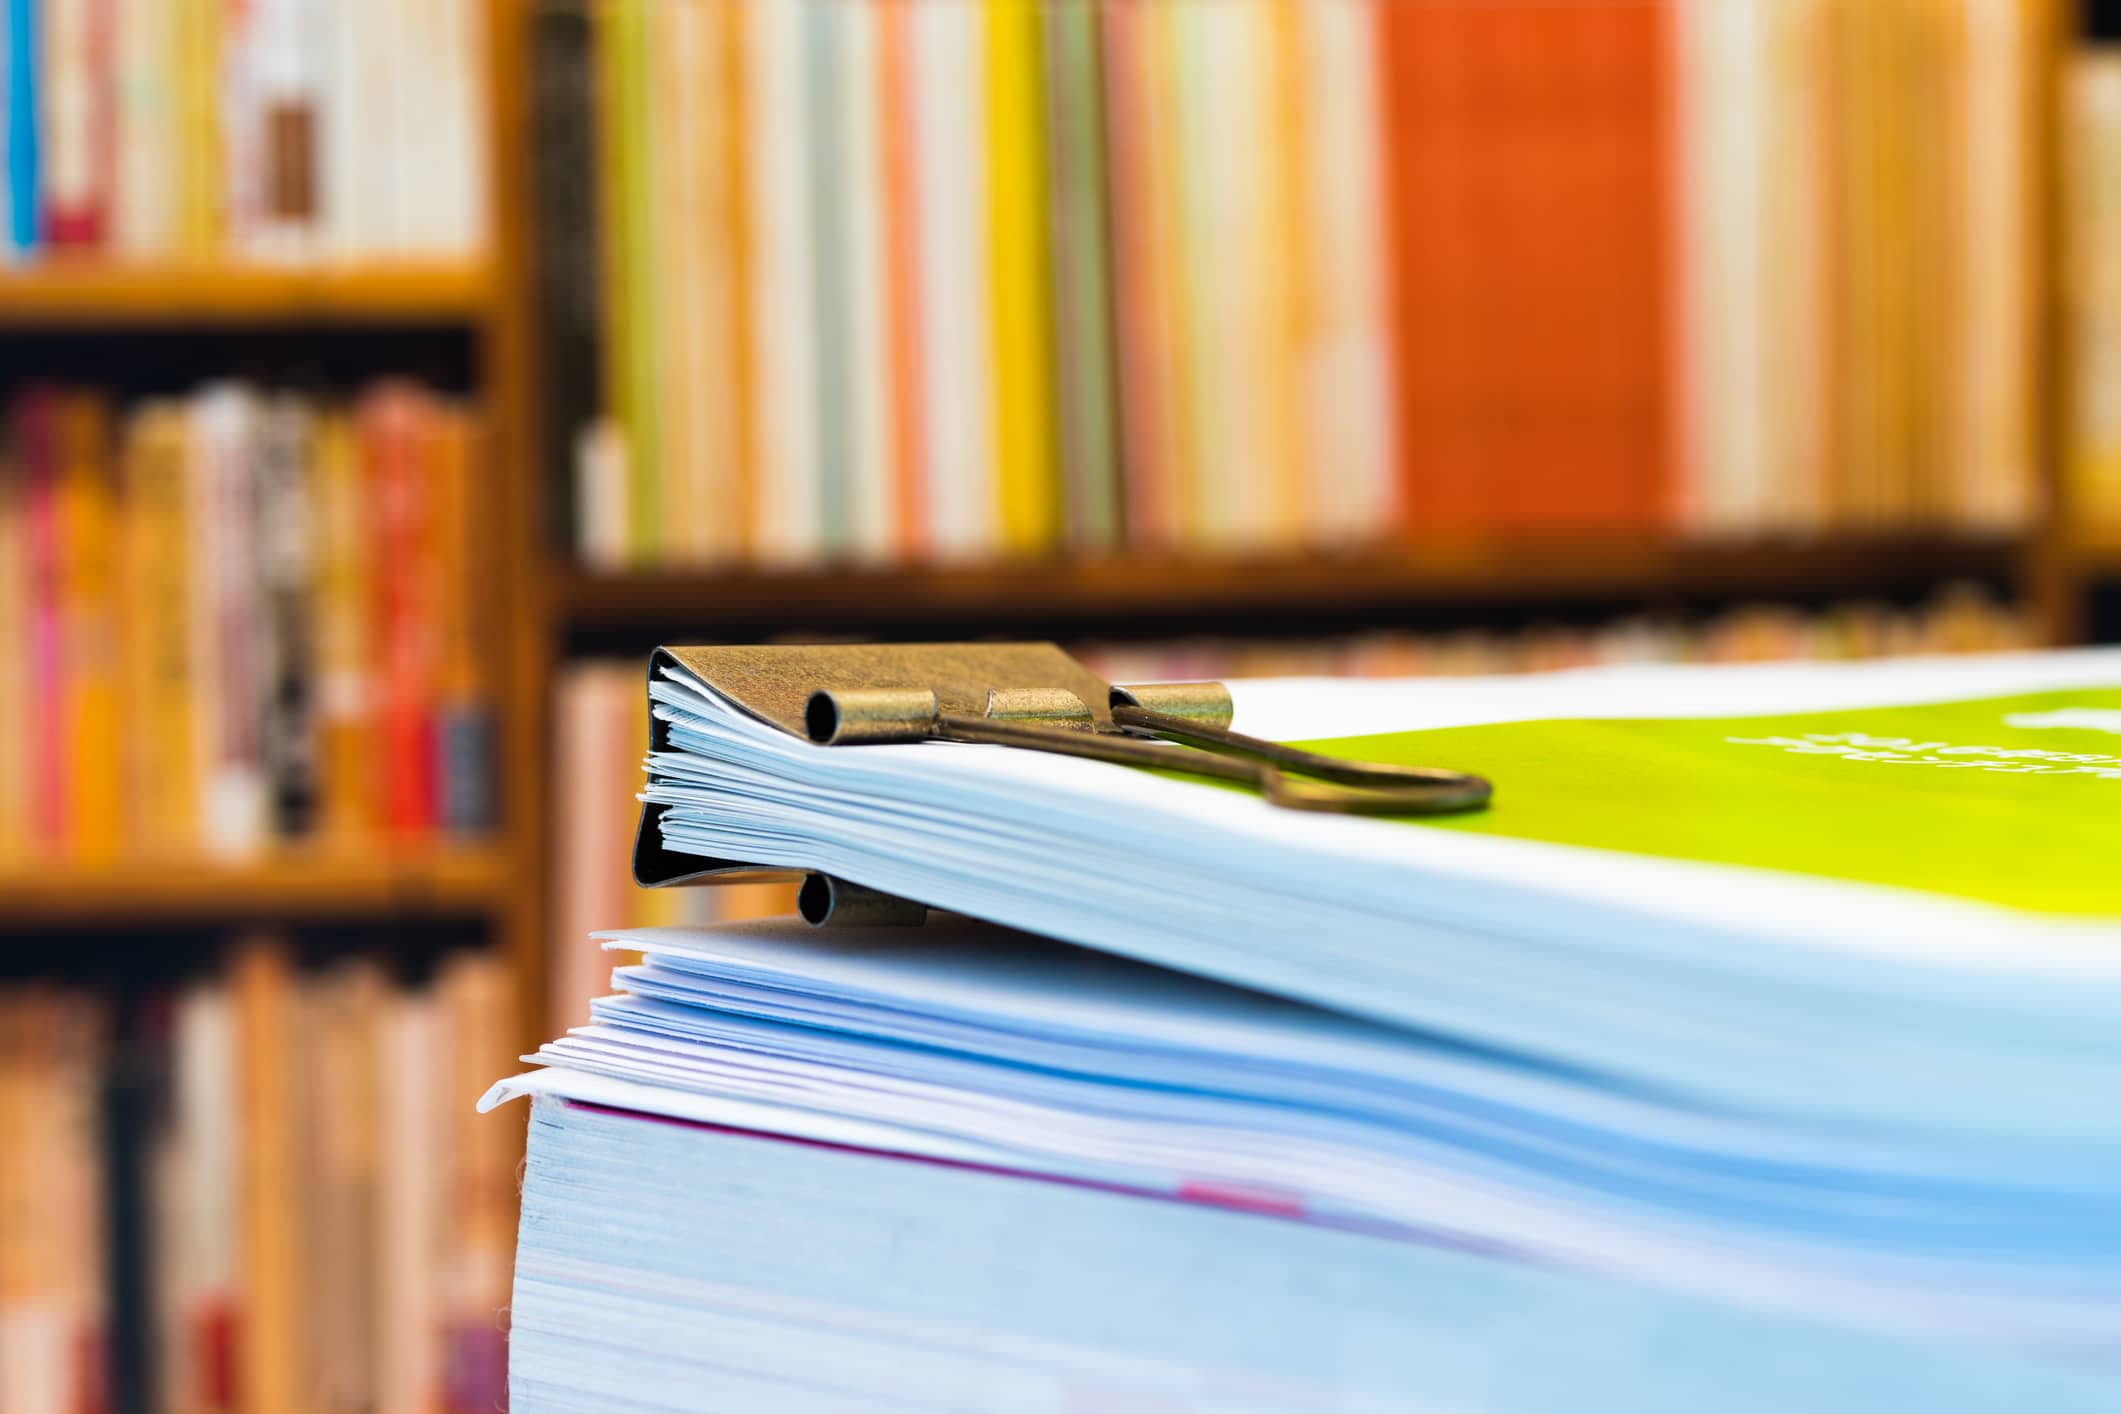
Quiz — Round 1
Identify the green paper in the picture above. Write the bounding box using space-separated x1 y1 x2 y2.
1293 690 2121 916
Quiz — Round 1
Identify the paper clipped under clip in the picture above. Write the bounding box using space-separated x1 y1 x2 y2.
632 644 1493 918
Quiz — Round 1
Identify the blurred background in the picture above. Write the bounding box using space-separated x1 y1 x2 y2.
3 0 2121 1409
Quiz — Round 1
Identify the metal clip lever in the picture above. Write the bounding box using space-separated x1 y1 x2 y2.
806 683 1491 817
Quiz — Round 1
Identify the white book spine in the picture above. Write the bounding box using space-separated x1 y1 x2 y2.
910 0 997 562
743 0 821 566
1297 0 1397 547
1671 0 1769 538
187 385 267 858
837 0 895 563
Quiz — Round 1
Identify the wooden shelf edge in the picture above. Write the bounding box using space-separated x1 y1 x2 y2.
0 847 511 927
558 535 2029 633
0 261 495 328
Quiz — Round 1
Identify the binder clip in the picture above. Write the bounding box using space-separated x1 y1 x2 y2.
633 643 1492 921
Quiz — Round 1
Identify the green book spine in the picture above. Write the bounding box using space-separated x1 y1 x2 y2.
612 0 661 562
1040 0 1122 551
806 1 853 556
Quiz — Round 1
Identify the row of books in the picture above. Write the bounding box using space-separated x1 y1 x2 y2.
0 379 494 864
536 0 2046 571
0 941 514 1414
2067 47 2121 532
549 584 2029 1030
0 0 488 262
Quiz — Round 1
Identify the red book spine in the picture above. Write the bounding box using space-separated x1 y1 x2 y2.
1380 2 1673 536
364 386 438 839
40 0 113 248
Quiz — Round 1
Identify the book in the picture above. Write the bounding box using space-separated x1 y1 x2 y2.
635 645 2121 1138
2066 46 2121 530
491 640 2121 1409
490 897 2121 1409
0 378 491 861
0 0 482 261
549 0 2045 570
3 938 511 1411
3 0 39 256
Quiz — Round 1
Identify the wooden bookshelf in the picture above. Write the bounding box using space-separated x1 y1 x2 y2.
0 847 511 926
0 261 493 328
559 536 2027 635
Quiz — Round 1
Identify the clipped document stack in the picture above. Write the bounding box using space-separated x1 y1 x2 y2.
489 644 2121 1412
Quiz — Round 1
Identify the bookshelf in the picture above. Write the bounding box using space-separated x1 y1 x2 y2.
0 262 494 328
558 537 2030 638
1 849 510 927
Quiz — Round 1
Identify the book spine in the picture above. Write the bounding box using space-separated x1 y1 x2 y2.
257 396 317 840
363 384 437 840
610 0 660 563
1040 0 1122 554
740 0 821 566
110 0 177 256
1098 1 1176 550
172 0 221 254
431 402 493 837
983 0 1058 557
40 0 111 249
0 422 23 857
440 953 513 1414
310 407 374 846
19 389 65 848
1956 0 2037 530
3 0 39 255
804 1 853 559
651 0 701 564
909 0 996 562
376 986 443 1413
834 0 895 564
2067 48 2121 530
529 0 603 560
878 0 925 559
189 385 266 858
233 941 299 1414
57 392 120 863
118 403 199 854
249 0 319 260
1291 0 1398 546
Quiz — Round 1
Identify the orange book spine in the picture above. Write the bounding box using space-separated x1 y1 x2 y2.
879 0 928 558
311 408 375 845
56 390 119 861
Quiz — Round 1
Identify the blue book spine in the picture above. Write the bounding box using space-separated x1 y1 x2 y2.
4 0 38 255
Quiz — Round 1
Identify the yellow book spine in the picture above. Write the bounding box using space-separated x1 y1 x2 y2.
716 0 757 560
984 0 1058 556
175 0 221 253
311 410 374 846
120 404 199 853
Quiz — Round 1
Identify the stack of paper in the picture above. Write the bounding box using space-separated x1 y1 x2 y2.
491 649 2121 1411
